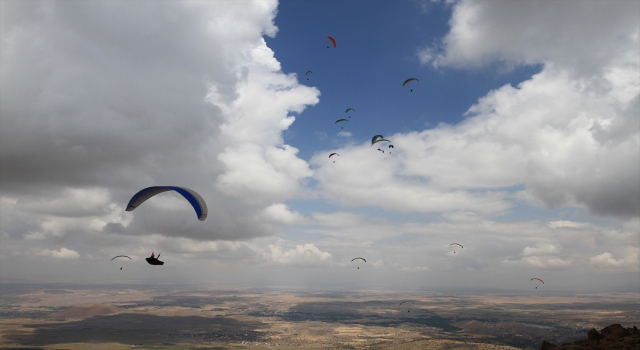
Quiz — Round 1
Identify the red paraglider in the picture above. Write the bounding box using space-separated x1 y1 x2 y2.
327 36 337 48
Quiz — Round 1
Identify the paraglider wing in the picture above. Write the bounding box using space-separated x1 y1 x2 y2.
125 186 208 221
402 78 419 86
329 153 340 158
345 108 355 113
389 145 394 149
371 138 391 146
327 36 337 48
146 257 164 265
371 135 384 145
531 278 544 284
351 257 366 262
450 243 463 249
399 301 415 306
111 255 132 261
335 118 349 124
306 70 313 75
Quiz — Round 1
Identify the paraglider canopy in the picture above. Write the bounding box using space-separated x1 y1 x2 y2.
402 78 419 86
126 186 208 221
327 36 336 48
335 118 349 124
329 153 339 158
371 138 391 146
351 257 366 262
450 243 463 249
531 278 544 284
306 70 313 75
111 255 132 261
345 108 355 113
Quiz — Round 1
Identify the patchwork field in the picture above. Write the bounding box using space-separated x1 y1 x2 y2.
0 284 637 349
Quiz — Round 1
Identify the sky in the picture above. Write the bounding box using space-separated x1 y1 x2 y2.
1 0 638 292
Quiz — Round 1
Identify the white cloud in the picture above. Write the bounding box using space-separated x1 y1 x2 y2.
420 0 639 77
266 241 332 266
590 249 639 270
37 247 79 259
0 1 319 243
521 243 561 257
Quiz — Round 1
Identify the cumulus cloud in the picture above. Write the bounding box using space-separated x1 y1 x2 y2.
590 248 639 270
0 1 319 245
266 241 332 266
420 0 639 76
36 247 79 259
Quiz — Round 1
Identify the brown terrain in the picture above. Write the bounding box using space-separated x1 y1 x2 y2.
540 324 640 349
0 284 637 350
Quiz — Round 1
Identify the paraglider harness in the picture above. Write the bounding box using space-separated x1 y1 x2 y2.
146 252 164 265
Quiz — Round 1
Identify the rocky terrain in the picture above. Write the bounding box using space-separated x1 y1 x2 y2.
540 324 639 349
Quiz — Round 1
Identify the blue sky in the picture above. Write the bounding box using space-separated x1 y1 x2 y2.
0 0 638 291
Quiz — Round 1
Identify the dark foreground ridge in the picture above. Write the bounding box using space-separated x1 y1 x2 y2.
540 324 639 349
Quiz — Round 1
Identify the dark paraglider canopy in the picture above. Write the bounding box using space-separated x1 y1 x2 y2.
329 153 339 158
389 145 394 148
306 70 312 80
111 255 132 261
371 135 385 145
351 257 366 262
126 186 208 221
531 278 544 284
335 118 349 124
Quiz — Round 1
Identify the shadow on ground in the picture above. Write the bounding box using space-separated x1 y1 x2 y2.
6 313 268 346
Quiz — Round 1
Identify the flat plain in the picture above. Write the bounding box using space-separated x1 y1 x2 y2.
0 283 638 350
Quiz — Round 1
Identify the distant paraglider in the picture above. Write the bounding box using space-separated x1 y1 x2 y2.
399 301 415 312
335 118 349 129
306 70 313 80
450 243 463 253
329 153 339 163
531 278 544 289
371 135 385 145
351 257 366 269
403 78 419 92
112 255 131 270
327 36 336 48
345 108 355 118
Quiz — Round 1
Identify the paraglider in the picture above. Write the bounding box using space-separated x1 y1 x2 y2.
112 255 131 270
329 153 339 163
126 186 208 221
399 301 415 312
450 243 463 253
345 108 355 117
351 257 366 269
306 71 313 80
146 252 164 266
327 36 336 48
531 278 544 289
403 78 419 92
335 118 348 129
